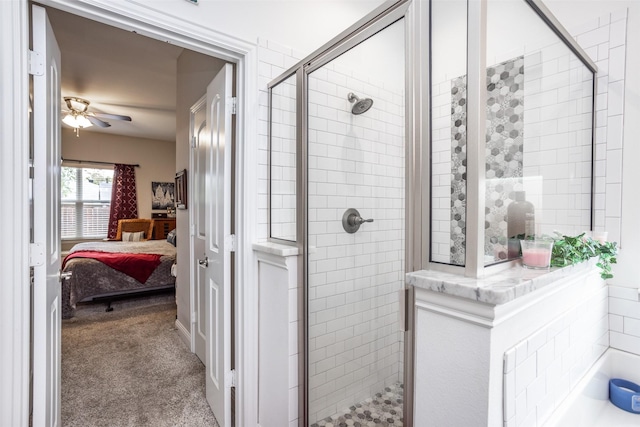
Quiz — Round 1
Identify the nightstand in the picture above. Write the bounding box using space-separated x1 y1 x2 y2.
153 218 176 240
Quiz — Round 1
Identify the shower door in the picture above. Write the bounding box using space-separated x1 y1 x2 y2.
306 18 406 426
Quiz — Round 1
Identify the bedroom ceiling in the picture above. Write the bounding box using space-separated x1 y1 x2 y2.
47 7 185 142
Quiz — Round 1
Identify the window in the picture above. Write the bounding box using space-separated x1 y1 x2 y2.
61 166 113 239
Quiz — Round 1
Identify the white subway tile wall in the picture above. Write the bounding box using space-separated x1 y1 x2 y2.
520 45 593 239
270 74 297 241
609 285 640 355
258 39 303 243
567 11 628 246
503 284 609 427
430 9 627 263
307 60 405 423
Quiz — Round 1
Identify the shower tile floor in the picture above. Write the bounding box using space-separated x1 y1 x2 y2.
311 383 403 427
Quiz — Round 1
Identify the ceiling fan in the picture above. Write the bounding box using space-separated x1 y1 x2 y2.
62 96 132 136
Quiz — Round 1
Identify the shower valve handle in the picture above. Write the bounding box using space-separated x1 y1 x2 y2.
350 215 373 226
342 208 373 234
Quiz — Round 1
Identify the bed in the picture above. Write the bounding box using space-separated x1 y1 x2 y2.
61 240 177 318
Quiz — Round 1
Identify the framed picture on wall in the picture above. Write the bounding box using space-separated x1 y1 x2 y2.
175 169 187 209
152 181 175 209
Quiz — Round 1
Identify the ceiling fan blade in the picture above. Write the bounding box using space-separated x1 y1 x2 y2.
92 112 132 121
86 115 111 128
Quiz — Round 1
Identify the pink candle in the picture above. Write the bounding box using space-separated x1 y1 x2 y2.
522 248 551 268
520 239 553 269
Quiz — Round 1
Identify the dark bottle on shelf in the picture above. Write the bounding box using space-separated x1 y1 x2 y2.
507 191 535 258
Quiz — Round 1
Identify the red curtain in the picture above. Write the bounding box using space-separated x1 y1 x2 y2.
107 164 138 239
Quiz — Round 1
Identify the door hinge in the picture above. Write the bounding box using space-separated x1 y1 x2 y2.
28 50 44 76
191 135 197 148
225 234 237 252
191 311 196 324
230 97 237 115
225 369 236 388
190 224 195 237
29 242 44 267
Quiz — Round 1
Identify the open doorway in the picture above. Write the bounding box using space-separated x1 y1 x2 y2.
42 6 233 426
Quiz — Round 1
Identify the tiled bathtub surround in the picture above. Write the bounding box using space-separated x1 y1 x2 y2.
502 283 608 427
609 285 640 355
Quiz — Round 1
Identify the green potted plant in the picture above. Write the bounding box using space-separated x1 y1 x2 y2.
550 232 618 279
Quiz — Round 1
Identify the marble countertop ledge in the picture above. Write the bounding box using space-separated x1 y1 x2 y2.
407 259 598 305
252 241 300 257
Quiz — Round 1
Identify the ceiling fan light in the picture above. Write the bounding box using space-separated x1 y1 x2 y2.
67 97 89 113
62 113 79 128
76 115 92 128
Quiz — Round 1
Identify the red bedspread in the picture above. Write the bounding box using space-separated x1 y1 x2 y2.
62 251 162 284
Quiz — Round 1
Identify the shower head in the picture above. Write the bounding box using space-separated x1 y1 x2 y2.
347 92 373 115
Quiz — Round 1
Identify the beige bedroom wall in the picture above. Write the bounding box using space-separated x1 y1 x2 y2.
61 127 176 220
175 49 228 336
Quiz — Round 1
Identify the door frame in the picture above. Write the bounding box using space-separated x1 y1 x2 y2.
0 1 259 426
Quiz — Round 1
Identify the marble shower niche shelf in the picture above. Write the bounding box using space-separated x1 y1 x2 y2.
407 258 597 305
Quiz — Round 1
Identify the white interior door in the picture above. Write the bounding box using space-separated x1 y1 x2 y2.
32 5 62 427
205 63 233 426
190 95 208 364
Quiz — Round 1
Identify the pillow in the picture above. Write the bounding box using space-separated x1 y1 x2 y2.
166 229 177 246
122 231 145 242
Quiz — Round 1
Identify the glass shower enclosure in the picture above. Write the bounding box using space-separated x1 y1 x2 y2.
267 2 410 425
305 19 406 426
266 0 596 424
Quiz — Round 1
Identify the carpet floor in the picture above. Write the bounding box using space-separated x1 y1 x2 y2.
61 294 219 427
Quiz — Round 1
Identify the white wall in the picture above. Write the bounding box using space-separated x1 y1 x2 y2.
254 246 300 427
61 127 176 221
42 0 384 57
141 0 386 54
